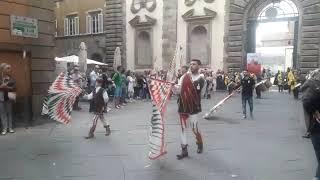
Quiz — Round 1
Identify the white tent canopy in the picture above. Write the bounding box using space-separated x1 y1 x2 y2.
55 55 107 66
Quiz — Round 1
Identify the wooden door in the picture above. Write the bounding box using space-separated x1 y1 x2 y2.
0 51 32 97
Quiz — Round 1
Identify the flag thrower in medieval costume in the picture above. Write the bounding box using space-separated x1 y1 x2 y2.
78 42 87 73
148 78 173 160
42 72 83 124
175 59 205 160
113 47 121 71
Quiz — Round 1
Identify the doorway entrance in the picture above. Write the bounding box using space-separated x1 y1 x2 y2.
225 0 320 73
247 0 299 74
0 51 32 116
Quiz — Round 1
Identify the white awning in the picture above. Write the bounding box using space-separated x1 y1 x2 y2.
55 55 107 65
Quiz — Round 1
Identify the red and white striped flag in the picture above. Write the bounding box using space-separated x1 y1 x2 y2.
42 72 82 124
147 78 173 160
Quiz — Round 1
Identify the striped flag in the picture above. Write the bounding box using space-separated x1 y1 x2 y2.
148 78 173 160
42 72 82 124
166 45 180 82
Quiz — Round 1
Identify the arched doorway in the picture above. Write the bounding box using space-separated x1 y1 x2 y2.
225 0 320 74
250 0 299 74
136 31 152 67
189 25 209 65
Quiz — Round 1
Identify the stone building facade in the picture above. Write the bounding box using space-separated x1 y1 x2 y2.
122 0 226 72
104 0 125 65
55 0 107 62
0 0 55 121
105 0 320 73
224 0 320 73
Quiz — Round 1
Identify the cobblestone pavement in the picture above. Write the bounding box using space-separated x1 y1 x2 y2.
0 89 316 180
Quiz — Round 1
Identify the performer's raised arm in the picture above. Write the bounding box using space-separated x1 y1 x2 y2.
172 75 183 94
83 92 93 100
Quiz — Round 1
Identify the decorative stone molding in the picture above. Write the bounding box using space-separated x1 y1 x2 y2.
129 15 157 27
185 0 214 7
182 9 194 20
86 8 103 14
182 8 217 22
130 0 157 14
185 0 196 7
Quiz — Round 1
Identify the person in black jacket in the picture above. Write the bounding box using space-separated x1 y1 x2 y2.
241 71 255 119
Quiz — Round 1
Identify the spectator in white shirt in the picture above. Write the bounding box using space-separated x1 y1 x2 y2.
89 65 100 92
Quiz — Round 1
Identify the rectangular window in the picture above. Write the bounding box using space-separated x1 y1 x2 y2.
64 15 79 36
86 11 103 34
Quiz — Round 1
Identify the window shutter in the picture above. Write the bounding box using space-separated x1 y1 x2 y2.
86 15 92 34
75 16 79 35
98 13 103 33
64 18 69 36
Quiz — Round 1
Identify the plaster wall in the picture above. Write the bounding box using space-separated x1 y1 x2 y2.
177 0 226 72
125 1 163 71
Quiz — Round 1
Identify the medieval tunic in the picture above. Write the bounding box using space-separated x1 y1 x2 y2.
86 87 109 114
177 73 205 115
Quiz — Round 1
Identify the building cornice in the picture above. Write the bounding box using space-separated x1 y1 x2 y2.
129 15 157 27
182 8 217 22
55 32 106 39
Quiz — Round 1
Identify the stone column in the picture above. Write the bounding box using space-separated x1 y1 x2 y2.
162 0 178 70
105 0 126 67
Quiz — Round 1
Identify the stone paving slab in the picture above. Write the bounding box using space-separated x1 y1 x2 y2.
0 90 317 180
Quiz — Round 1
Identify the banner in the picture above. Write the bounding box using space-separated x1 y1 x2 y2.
247 53 261 75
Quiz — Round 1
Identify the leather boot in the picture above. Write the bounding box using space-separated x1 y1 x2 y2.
105 125 111 136
194 129 203 154
85 127 95 139
197 142 203 154
176 144 188 160
85 132 94 139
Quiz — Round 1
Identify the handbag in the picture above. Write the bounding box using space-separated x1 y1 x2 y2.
8 92 16 101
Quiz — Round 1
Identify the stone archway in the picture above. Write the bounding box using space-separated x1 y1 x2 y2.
225 0 320 73
136 31 153 67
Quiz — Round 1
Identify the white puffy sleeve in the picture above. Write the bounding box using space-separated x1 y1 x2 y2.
103 90 109 102
173 74 184 94
84 92 93 100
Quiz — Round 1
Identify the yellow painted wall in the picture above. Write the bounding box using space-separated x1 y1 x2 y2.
55 0 106 36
